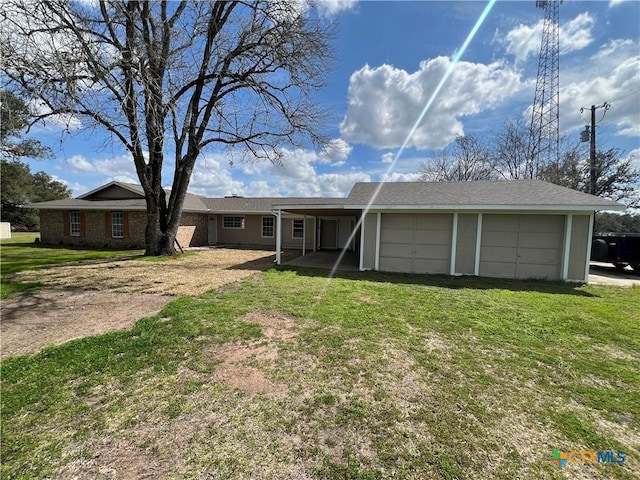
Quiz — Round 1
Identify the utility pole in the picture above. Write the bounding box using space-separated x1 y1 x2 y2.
580 102 610 196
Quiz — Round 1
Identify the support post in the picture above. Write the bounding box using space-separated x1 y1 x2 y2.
450 212 458 275
275 209 282 265
359 213 365 271
561 214 573 280
302 215 306 256
584 212 595 282
474 213 483 276
374 212 381 271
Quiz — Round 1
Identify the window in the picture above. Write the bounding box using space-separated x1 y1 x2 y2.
223 216 245 229
111 211 124 238
262 216 274 238
292 219 304 239
69 211 80 236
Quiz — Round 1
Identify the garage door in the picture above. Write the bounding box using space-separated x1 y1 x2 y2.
379 213 452 274
479 214 564 279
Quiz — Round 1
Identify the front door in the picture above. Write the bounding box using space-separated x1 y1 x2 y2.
208 215 217 245
320 219 338 249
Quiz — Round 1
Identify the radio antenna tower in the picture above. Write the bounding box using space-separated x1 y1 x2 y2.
527 0 561 178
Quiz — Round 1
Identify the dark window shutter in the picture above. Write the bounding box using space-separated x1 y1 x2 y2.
123 211 129 238
79 212 86 237
105 212 111 237
63 211 70 236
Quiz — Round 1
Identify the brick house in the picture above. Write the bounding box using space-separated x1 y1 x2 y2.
29 180 624 282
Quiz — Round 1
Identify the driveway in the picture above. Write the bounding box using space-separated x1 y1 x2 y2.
1 248 297 359
589 262 640 287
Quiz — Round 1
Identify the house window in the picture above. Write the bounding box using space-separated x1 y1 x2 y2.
223 216 245 229
262 216 274 238
69 211 81 237
111 211 124 238
292 219 304 239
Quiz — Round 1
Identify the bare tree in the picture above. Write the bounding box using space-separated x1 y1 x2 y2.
418 135 496 182
540 147 640 208
1 0 334 255
489 118 530 179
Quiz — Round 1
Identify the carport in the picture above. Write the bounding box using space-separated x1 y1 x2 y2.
285 250 359 271
273 203 362 265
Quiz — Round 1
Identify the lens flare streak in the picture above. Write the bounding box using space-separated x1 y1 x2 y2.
326 0 497 282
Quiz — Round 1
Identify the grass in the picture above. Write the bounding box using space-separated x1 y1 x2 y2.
1 263 638 479
0 232 142 298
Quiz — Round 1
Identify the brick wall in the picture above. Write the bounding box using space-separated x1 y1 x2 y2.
176 212 208 247
39 209 146 248
39 209 209 249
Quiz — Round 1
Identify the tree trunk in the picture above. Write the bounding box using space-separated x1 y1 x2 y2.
143 192 177 256
145 219 176 256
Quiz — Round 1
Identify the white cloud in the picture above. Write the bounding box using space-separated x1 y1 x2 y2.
590 38 636 65
504 22 540 64
61 180 89 197
316 0 358 16
561 13 595 54
66 154 94 172
379 172 422 183
627 149 640 170
503 13 595 64
561 44 640 137
65 153 139 181
189 154 248 197
609 0 630 7
29 99 82 131
268 0 356 22
63 145 368 199
380 152 395 164
340 57 525 150
112 175 139 184
271 148 318 179
318 138 352 165
189 147 369 198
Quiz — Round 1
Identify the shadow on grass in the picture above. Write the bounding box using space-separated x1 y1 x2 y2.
273 265 597 297
0 286 93 324
224 250 301 271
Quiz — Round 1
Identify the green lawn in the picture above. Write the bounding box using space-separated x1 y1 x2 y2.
1 265 639 479
0 232 142 298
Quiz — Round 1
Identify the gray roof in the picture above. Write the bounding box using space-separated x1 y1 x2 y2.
26 192 210 212
26 180 624 213
203 196 345 213
345 180 624 210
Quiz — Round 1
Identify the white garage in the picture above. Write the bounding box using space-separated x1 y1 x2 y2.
379 213 452 274
344 180 625 282
479 214 564 279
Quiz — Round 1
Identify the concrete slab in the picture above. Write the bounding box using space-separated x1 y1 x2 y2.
589 262 640 287
285 250 359 271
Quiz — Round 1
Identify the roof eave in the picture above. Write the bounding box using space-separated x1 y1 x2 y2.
271 204 346 210
345 204 626 211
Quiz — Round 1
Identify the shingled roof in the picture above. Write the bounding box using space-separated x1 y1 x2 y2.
27 180 624 213
345 180 624 211
202 196 345 213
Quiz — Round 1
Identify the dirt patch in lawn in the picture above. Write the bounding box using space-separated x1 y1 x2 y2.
1 249 296 359
207 311 298 397
0 289 171 359
13 248 285 296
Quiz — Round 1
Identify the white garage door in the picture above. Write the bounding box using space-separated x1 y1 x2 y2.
479 214 564 279
379 213 452 274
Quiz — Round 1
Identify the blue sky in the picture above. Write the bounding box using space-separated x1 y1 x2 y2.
23 0 640 199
